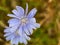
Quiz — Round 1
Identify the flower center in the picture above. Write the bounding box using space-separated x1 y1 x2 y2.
21 18 27 25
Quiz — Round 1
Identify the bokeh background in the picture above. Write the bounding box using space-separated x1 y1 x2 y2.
0 0 60 45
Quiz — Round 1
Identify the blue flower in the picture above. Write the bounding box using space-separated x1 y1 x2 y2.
4 3 40 45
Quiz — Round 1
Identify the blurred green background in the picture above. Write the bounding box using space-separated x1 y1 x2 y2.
0 0 60 45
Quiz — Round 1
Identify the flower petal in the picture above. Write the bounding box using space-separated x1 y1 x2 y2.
27 25 33 35
28 22 40 29
7 14 16 17
6 35 13 41
8 18 20 27
4 26 18 33
31 23 40 28
27 8 37 18
23 25 30 35
25 3 28 15
22 37 27 45
29 23 36 29
19 37 23 43
10 37 19 45
4 27 13 33
12 9 20 17
7 14 20 19
16 6 24 16
18 25 23 36
4 28 10 33
24 33 31 40
4 33 11 37
29 18 36 23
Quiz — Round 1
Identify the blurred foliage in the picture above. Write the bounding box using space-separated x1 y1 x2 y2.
0 0 60 45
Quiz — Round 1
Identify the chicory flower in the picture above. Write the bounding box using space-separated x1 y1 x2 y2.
4 3 40 45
